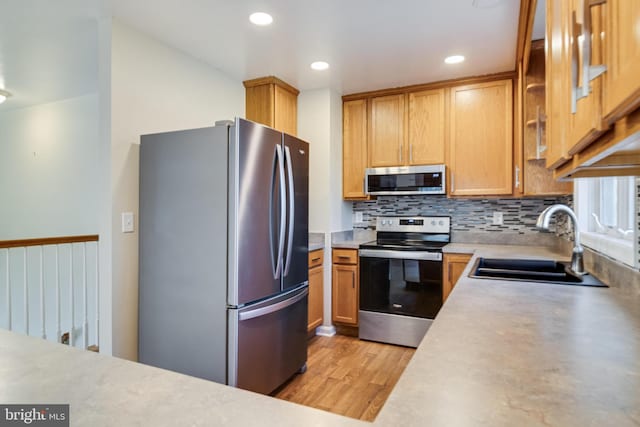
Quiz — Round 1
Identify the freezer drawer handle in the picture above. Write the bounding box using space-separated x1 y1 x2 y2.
238 288 308 321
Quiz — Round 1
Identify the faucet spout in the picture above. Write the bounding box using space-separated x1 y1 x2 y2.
536 204 586 275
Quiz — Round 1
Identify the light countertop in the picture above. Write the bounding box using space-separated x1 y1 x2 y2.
2 243 639 426
309 233 324 252
331 230 376 249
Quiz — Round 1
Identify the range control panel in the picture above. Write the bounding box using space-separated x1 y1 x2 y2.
376 216 450 233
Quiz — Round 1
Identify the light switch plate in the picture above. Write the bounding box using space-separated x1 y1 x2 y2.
492 212 504 226
122 212 134 233
355 212 364 223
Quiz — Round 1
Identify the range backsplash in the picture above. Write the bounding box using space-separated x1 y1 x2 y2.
353 195 574 239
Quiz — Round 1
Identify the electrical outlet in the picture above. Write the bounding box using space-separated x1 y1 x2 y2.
354 212 364 223
492 212 504 226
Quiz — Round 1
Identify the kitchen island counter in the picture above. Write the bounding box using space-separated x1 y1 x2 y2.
2 244 639 426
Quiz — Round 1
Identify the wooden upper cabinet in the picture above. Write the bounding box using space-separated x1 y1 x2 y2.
244 76 299 136
369 94 406 167
567 0 607 155
343 99 369 199
602 0 640 123
522 43 573 196
546 0 572 169
449 80 513 196
274 84 298 136
408 89 446 165
544 0 640 178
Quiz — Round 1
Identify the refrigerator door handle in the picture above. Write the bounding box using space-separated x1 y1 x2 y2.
283 145 295 277
273 145 287 279
238 287 308 321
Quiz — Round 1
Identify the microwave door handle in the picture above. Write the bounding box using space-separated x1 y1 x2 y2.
283 145 295 276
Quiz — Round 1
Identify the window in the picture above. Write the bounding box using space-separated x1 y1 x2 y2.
575 176 637 267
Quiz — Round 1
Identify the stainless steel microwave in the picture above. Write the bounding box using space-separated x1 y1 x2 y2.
365 165 446 195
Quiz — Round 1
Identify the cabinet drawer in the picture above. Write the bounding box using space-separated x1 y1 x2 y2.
332 248 358 265
308 250 324 269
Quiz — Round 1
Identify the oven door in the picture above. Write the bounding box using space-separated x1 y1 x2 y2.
359 249 443 319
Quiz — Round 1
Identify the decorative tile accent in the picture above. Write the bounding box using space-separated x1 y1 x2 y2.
353 195 574 239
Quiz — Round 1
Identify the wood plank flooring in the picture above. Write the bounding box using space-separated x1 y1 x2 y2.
273 335 415 422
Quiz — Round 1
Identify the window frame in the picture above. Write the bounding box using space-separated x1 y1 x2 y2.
574 176 637 268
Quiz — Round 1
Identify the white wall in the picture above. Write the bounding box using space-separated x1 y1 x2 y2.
298 88 352 333
0 94 100 239
110 20 244 360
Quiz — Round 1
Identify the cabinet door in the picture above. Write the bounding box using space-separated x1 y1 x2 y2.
408 89 446 165
567 0 607 154
308 266 324 332
245 84 275 128
369 94 406 167
274 85 297 136
546 0 573 169
343 100 369 199
602 0 640 122
442 254 472 302
332 264 358 325
449 80 513 196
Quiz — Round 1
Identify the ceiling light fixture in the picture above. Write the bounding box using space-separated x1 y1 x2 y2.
249 12 273 26
0 89 11 104
444 55 465 64
310 61 330 71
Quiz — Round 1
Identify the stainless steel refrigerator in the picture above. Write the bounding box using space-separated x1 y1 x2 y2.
138 118 309 395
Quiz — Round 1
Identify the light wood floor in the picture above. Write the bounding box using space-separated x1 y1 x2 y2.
273 335 415 422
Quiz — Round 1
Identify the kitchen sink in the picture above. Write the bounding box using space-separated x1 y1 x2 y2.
469 258 607 287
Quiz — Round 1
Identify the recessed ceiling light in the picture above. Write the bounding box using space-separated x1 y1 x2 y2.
310 61 330 71
444 55 465 64
249 12 273 26
0 89 11 104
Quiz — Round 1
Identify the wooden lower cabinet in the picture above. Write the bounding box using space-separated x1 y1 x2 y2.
443 253 472 302
308 250 324 332
332 249 359 326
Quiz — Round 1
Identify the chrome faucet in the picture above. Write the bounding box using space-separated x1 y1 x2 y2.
536 204 586 276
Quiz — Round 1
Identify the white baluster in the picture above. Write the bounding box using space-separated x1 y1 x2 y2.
23 247 28 335
39 246 45 339
55 245 61 343
5 249 10 331
69 244 74 347
82 242 88 349
95 242 100 350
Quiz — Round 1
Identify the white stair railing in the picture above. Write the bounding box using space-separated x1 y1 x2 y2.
0 235 100 351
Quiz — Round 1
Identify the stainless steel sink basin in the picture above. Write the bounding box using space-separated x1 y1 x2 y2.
469 258 607 287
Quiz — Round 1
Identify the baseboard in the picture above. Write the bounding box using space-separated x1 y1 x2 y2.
315 325 336 337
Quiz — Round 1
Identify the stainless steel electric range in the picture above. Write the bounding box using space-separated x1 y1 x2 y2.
358 216 450 348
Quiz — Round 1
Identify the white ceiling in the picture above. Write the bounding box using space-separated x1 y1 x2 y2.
0 0 524 112
0 0 101 112
113 0 521 95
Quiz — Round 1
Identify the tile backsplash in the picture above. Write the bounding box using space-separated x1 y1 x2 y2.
353 195 574 239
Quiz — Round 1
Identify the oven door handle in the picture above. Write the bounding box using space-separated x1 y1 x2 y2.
359 249 442 261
